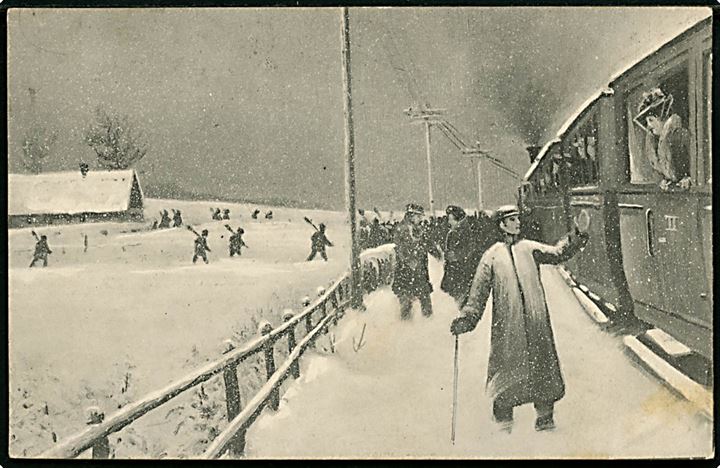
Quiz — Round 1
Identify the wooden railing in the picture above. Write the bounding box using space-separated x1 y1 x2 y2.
41 245 395 459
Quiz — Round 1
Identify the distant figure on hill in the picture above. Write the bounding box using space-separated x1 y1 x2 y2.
222 209 231 220
79 162 90 178
265 210 273 220
158 210 171 229
188 226 211 264
212 208 223 221
251 209 261 219
225 225 248 257
151 219 158 230
172 209 184 228
29 231 52 268
306 223 333 262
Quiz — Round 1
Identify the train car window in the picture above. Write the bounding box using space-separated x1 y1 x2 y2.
702 51 711 184
568 114 599 188
626 63 692 190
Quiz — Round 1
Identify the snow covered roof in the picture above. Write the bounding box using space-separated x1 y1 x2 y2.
608 15 711 86
8 169 143 216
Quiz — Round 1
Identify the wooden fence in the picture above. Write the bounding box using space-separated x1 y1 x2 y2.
41 245 396 459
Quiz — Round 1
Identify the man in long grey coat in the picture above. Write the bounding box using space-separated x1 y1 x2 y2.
451 205 588 433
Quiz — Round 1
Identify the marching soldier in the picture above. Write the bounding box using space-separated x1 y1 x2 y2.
222 209 231 220
251 209 261 219
158 210 171 229
29 231 53 268
172 209 184 228
188 227 212 264
306 223 333 261
212 208 222 221
265 210 273 220
225 225 248 257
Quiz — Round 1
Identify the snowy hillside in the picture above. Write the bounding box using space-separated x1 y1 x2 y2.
8 198 352 458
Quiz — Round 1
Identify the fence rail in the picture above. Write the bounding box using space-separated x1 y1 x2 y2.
40 244 396 459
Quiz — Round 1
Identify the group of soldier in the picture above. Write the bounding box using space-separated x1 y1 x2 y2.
152 209 184 230
251 209 273 220
211 208 231 221
187 223 249 264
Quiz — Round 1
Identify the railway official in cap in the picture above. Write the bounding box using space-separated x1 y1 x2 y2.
451 203 589 433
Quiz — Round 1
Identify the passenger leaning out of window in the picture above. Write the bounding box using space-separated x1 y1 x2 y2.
635 87 691 191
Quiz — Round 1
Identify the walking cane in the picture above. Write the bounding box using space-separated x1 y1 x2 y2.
451 335 459 445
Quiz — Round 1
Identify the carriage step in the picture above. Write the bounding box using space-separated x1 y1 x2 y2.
623 335 712 419
571 287 609 324
644 328 692 357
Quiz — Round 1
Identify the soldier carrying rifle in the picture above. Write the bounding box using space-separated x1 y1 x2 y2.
304 217 333 262
187 226 212 264
29 231 53 268
224 224 248 257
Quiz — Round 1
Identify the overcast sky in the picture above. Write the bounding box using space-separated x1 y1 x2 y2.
7 7 711 211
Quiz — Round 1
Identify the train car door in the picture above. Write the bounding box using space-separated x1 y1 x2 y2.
618 195 665 313
653 194 711 329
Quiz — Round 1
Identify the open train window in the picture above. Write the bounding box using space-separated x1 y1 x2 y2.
566 115 599 188
626 62 692 190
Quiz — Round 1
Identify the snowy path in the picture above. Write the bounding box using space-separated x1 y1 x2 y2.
244 257 712 459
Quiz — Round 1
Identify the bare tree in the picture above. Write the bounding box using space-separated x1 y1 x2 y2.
21 126 58 174
84 106 149 170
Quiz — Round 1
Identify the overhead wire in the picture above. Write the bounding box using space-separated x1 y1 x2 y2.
378 15 522 181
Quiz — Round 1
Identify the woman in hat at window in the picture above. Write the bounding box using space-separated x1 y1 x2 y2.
634 87 691 190
450 205 588 433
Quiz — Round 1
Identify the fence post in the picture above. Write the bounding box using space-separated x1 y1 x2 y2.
86 406 110 459
220 340 245 457
283 310 301 379
259 321 280 411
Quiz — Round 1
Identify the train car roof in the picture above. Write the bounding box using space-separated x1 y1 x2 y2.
608 15 711 87
523 88 611 181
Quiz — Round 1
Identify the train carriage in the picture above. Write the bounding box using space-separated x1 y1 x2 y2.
610 18 712 361
519 18 712 365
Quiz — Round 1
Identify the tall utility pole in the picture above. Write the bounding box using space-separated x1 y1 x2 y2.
424 120 435 217
340 7 363 310
405 107 446 217
475 157 483 211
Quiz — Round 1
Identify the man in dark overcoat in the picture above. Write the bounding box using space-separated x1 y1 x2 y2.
392 203 441 320
440 205 482 307
451 205 588 433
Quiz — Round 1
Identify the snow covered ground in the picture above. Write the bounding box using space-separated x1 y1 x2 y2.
8 198 351 457
8 201 712 458
245 258 713 459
